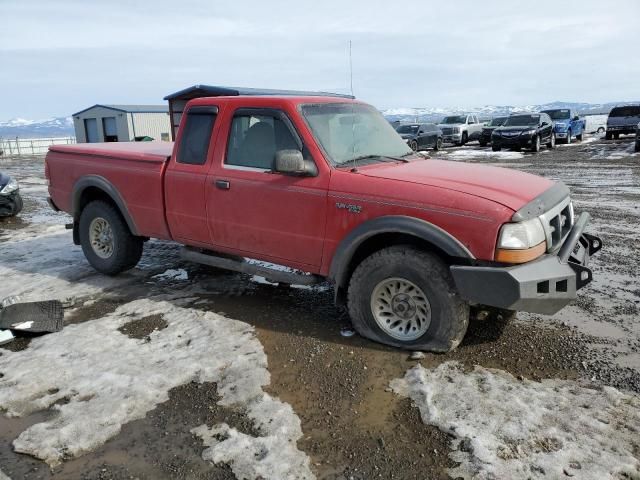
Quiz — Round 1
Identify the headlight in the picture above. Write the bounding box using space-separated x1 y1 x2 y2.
0 177 18 195
453 127 460 133
498 218 545 249
496 218 546 264
521 129 536 136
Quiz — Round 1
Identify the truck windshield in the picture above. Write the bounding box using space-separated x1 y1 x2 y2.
441 116 466 124
489 117 507 127
396 125 420 134
610 106 640 117
504 115 539 127
543 110 570 120
301 103 413 166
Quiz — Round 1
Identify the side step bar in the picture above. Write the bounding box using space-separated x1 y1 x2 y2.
180 247 322 286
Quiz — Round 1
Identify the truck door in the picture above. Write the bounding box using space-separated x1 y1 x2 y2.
208 107 328 270
164 106 219 246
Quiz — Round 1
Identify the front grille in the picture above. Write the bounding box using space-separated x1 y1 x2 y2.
540 198 574 251
441 127 453 135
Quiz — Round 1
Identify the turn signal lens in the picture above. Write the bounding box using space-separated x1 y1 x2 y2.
495 242 546 264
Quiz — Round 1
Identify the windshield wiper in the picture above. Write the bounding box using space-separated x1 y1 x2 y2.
349 154 411 164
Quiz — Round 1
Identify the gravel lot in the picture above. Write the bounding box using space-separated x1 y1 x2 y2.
0 134 638 479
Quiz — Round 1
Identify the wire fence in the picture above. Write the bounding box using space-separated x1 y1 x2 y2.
0 136 76 156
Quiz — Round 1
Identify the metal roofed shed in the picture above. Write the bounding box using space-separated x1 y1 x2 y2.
164 85 354 139
72 104 171 143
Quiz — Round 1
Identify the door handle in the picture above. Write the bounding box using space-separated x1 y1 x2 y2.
215 179 230 190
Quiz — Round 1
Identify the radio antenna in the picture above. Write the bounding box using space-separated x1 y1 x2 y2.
349 40 354 97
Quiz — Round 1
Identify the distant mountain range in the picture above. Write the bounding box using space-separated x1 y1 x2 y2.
382 101 639 123
0 117 74 139
1 100 638 137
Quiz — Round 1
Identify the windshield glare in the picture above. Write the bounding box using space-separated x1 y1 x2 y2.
301 103 413 166
544 110 570 120
489 117 507 127
396 124 420 134
441 116 466 124
504 115 539 127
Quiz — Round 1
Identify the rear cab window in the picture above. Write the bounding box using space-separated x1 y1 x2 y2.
610 106 640 117
177 106 218 165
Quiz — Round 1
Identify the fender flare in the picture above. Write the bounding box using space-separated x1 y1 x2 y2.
328 215 474 299
72 175 139 235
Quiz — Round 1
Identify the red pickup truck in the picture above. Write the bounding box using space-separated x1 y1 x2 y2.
45 94 602 351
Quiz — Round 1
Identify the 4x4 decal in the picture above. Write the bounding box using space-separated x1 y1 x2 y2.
335 202 362 214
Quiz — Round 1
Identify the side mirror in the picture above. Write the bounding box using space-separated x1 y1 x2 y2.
275 150 317 176
573 116 580 121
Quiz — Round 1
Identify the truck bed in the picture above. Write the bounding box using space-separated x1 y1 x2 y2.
46 142 174 240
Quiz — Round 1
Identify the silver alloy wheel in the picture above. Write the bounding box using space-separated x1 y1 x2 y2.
370 277 431 341
89 217 114 259
551 133 555 147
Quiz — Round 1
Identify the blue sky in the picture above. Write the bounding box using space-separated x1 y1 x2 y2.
1 0 639 119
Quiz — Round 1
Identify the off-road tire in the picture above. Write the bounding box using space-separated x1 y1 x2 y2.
614 133 620 140
566 130 572 144
546 132 556 149
605 132 612 140
347 246 469 352
479 140 487 147
461 132 468 145
492 145 501 152
79 200 143 276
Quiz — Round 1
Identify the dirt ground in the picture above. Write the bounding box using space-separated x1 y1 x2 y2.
0 134 638 479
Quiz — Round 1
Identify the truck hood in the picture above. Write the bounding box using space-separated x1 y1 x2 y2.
437 123 462 128
357 159 554 211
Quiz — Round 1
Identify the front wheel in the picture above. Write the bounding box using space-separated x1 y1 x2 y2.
461 132 468 145
434 138 442 151
576 132 583 141
566 130 572 144
492 145 501 152
79 200 143 275
347 246 469 351
408 140 418 151
531 135 541 152
547 132 556 149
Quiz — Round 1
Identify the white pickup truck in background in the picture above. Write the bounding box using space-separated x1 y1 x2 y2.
437 114 483 145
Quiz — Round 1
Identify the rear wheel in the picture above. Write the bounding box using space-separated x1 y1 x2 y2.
614 133 620 140
347 246 469 352
79 200 143 275
479 140 487 147
597 127 605 134
492 145 501 152
576 131 583 141
605 132 612 140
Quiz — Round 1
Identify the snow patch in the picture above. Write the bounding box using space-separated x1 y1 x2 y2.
446 149 525 160
0 298 311 476
391 362 640 480
152 268 188 281
0 468 10 480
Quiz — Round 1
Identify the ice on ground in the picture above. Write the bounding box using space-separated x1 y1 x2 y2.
446 149 525 160
152 268 188 281
0 298 312 477
193 393 313 480
391 362 640 480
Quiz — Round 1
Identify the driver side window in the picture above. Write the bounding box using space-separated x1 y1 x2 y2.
226 110 300 170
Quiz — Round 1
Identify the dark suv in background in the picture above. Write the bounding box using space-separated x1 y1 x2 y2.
395 123 443 151
606 105 640 139
492 113 555 153
479 116 508 146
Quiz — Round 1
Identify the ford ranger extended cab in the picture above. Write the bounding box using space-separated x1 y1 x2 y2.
540 108 585 144
45 95 602 352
